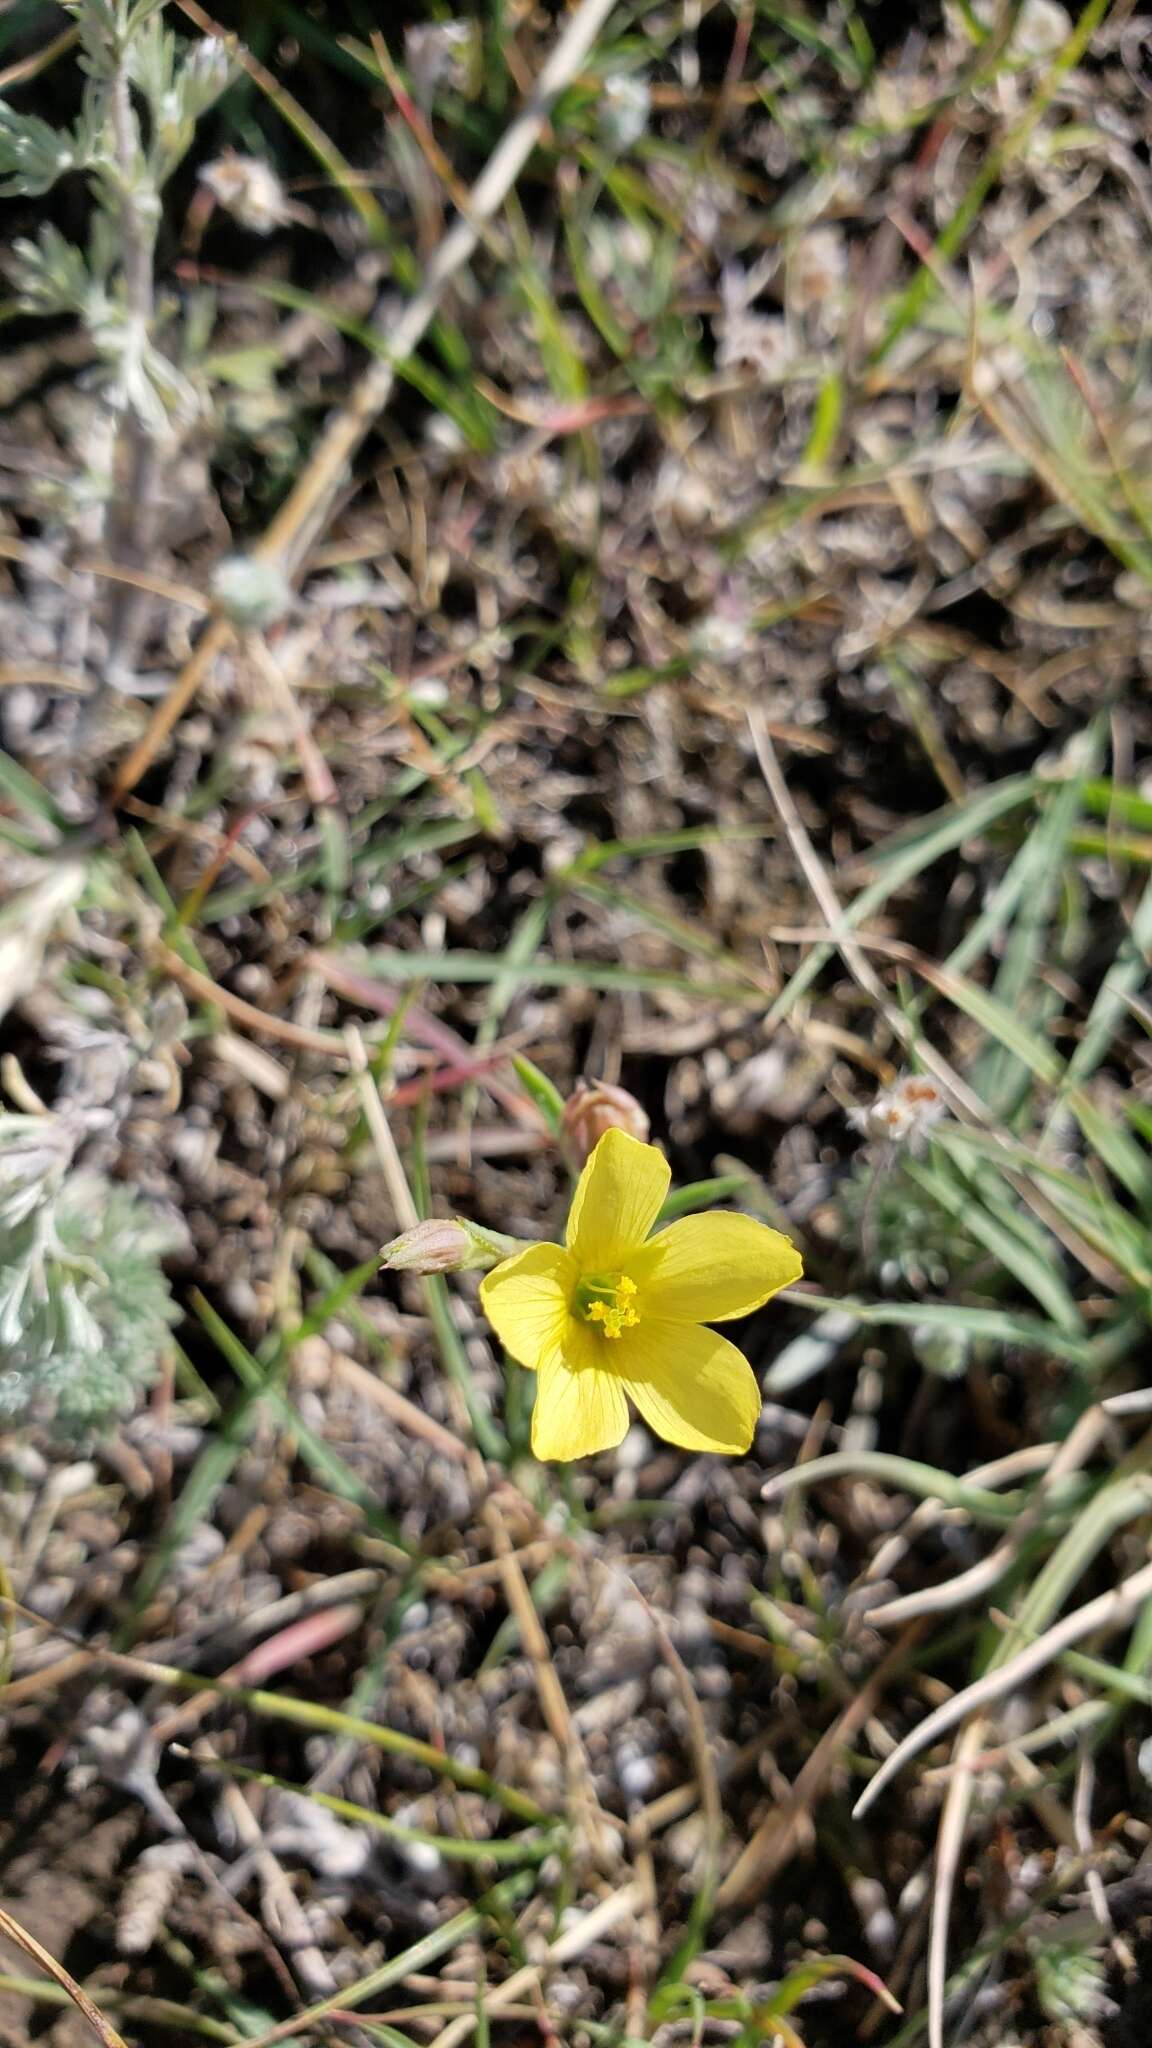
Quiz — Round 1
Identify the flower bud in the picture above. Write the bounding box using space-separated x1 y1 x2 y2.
380 1217 525 1275
560 1079 650 1168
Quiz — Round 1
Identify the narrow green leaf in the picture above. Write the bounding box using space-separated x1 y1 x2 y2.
768 775 1039 1024
782 1289 1098 1365
184 1752 559 1865
904 1155 1083 1334
656 1174 754 1224
511 1055 566 1134
0 748 65 829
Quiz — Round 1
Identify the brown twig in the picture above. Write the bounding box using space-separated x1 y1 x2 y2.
0 1908 129 2048
155 944 345 1056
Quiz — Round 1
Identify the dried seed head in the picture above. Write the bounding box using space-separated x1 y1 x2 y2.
561 1079 650 1167
848 1074 947 1152
199 154 290 233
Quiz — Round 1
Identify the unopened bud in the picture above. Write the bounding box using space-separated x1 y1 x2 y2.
380 1217 525 1276
561 1079 650 1167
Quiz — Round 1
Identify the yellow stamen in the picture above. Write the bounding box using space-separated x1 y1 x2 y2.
579 1271 639 1340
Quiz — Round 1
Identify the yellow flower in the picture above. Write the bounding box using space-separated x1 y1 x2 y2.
480 1128 803 1462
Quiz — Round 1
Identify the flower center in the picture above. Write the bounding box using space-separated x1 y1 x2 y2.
575 1271 639 1340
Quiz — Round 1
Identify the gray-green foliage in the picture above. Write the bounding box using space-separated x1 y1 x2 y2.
0 1116 178 1432
1 6 233 199
0 2 235 432
0 104 86 196
837 1150 984 1294
1028 1929 1111 2030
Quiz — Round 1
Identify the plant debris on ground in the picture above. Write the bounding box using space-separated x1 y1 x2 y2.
1 2 1152 2046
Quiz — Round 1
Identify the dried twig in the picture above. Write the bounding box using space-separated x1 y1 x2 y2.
0 1907 129 2048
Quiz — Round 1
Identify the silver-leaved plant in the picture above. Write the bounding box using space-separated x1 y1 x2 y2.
0 1113 179 1432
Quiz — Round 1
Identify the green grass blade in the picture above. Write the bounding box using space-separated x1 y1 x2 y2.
767 775 1039 1024
778 1290 1098 1366
183 1752 560 1865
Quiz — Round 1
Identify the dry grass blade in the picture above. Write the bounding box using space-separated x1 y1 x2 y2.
0 1907 130 2048
108 0 620 807
614 1564 723 1974
331 1353 474 1466
482 1498 619 1868
157 944 346 1055
0 23 79 89
748 708 892 1017
424 1884 647 2048
719 1623 927 1906
108 616 232 809
869 1405 1110 1629
855 1555 1152 1819
928 1720 984 2048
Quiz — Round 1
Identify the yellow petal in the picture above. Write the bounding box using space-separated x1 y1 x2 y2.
615 1317 761 1454
632 1212 803 1323
480 1243 576 1372
532 1328 629 1461
565 1128 671 1271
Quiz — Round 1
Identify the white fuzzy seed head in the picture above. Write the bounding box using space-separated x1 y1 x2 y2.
848 1074 947 1152
200 154 289 233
